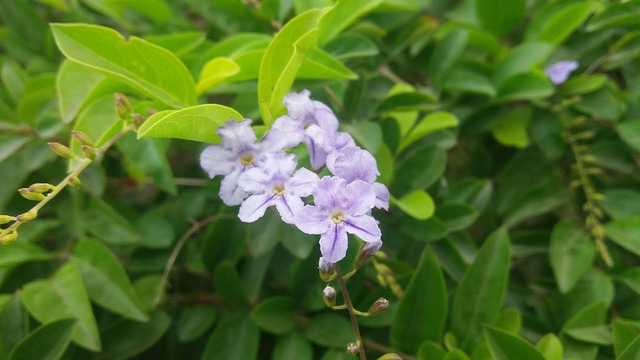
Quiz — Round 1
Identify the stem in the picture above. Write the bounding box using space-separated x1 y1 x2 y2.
0 124 135 239
335 266 366 360
361 339 416 360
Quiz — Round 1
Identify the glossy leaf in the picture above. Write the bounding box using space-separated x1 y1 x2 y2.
22 263 101 351
273 332 313 360
550 220 595 293
562 302 611 345
484 325 545 360
297 48 357 80
8 318 77 360
451 228 511 349
144 32 205 56
203 311 260 360
605 215 640 256
317 0 382 46
79 0 172 24
536 333 563 360
137 105 244 143
72 238 148 322
475 0 525 38
391 190 435 221
51 23 196 108
391 248 447 352
250 296 295 335
196 57 240 95
303 313 353 348
399 111 459 152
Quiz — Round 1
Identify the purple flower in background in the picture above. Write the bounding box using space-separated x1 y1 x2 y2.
294 176 381 263
200 119 289 205
272 90 341 169
237 152 319 224
327 147 390 210
545 60 579 85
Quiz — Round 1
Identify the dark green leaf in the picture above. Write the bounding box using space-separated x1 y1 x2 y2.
214 260 248 304
273 331 313 360
562 302 611 345
428 29 468 87
203 311 260 360
497 73 554 103
250 296 296 335
376 92 438 113
606 215 640 256
572 86 621 121
436 203 478 232
303 313 353 348
587 2 640 31
550 220 595 293
618 119 640 152
392 145 446 197
8 319 77 360
601 189 640 218
484 325 545 360
0 294 27 359
81 198 141 245
117 133 176 194
475 0 525 37
177 305 217 343
612 318 640 358
0 242 51 268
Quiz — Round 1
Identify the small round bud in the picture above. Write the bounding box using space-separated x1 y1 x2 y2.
378 353 403 360
0 215 16 225
48 142 77 159
346 343 359 356
68 176 82 188
132 113 145 128
16 211 37 223
114 93 132 119
81 145 97 160
28 183 55 194
367 297 389 315
318 257 335 282
71 130 95 148
322 285 337 308
354 240 382 269
19 188 45 201
0 231 18 244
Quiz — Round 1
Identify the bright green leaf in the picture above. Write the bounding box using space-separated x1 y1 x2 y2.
537 2 598 46
399 111 459 152
8 319 77 360
493 42 552 86
196 57 241 95
297 48 358 80
493 308 522 334
550 220 595 293
145 32 205 56
391 190 435 221
558 74 608 96
316 0 382 46
536 333 563 360
79 0 172 24
491 106 530 148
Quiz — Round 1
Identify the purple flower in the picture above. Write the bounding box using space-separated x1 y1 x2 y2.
294 176 381 263
327 147 390 210
237 152 319 223
200 119 289 205
272 90 341 169
545 61 579 85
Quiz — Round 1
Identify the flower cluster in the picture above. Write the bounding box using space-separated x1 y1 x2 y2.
200 90 389 263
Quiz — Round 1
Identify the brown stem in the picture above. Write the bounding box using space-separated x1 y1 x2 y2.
335 266 366 360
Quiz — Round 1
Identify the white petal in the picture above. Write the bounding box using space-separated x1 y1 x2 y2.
238 194 275 223
275 194 304 224
200 145 235 178
373 182 390 210
319 225 349 263
219 170 248 206
288 168 320 197
294 205 331 235
343 215 381 243
237 167 271 194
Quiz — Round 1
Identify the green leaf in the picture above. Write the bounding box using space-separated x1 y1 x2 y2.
377 92 438 114
490 106 531 149
258 9 326 126
343 121 383 154
303 313 353 348
214 260 248 303
612 319 640 358
81 198 141 245
391 248 447 352
273 331 313 360
572 87 621 121
417 341 446 360
22 263 101 351
196 57 240 95
93 311 171 360
503 178 569 228
72 238 148 322
618 335 640 360
50 23 196 108
443 70 496 98
203 311 260 360
391 190 435 221
428 29 468 88
8 319 77 360
562 302 611 345
558 74 608 96
601 189 640 219
399 111 459 153
451 228 511 350
493 42 552 86
550 220 595 293
0 242 51 268
536 334 563 360
297 48 357 80
392 145 446 197
317 0 382 46
137 105 244 143
475 0 525 38
0 294 27 359
493 308 522 334
586 1 640 31
484 325 546 360
536 2 598 46
618 119 640 152
605 215 640 256
324 34 379 60
117 133 176 194
604 31 640 69
144 32 205 56
436 203 478 232
177 305 217 343
250 296 296 335
497 73 554 102
79 0 172 24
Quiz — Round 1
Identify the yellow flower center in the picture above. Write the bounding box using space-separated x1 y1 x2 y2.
273 184 285 196
331 210 345 225
239 153 254 166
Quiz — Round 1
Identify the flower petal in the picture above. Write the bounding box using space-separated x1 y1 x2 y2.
288 168 320 197
319 224 349 263
219 169 249 206
344 180 376 215
238 193 275 223
216 119 257 152
200 145 236 178
237 166 271 194
312 176 347 210
328 146 379 183
275 193 304 224
260 127 303 151
283 90 313 120
294 205 331 235
373 182 390 210
343 215 381 243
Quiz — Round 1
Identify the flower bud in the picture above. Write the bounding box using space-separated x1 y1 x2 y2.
354 240 382 269
378 353 403 360
71 130 95 148
346 343 359 356
132 113 145 128
28 183 55 194
48 142 76 159
318 257 335 282
367 297 389 315
16 211 37 223
322 285 337 308
81 145 97 160
0 215 15 225
114 93 132 119
69 176 82 188
0 231 17 244
19 188 45 201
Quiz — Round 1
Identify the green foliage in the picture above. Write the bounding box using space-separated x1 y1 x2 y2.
2 0 640 358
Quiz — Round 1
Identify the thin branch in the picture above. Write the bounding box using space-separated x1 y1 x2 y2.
335 266 366 360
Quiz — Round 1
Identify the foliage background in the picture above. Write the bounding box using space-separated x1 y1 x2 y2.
1 0 640 359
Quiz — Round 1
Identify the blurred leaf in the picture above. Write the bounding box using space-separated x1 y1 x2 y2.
399 111 458 153
558 74 608 96
196 57 240 95
81 198 141 245
177 305 217 343
536 2 598 45
428 29 468 88
493 42 552 86
618 119 640 152
391 248 447 352
600 189 640 219
280 228 317 259
273 331 313 360
484 325 545 360
491 106 530 149
444 178 493 213
258 9 326 125
436 203 477 232
605 31 640 69
475 0 525 38
493 308 522 334
70 95 121 168
144 32 205 56
617 335 640 360
214 260 248 304
316 0 382 46
72 238 148 322
324 34 379 60
133 275 164 313
392 145 446 197
451 228 511 350
16 74 56 125
391 190 435 221
497 73 554 102
587 1 640 31
503 178 569 228
417 341 446 360
250 296 296 335
51 23 196 108
303 313 353 348
0 294 27 359
605 215 640 256
572 86 621 121
536 333 563 360
79 0 172 24
0 242 51 268
443 70 496 97
343 121 383 154
137 105 244 143
93 311 171 360
297 48 357 80
376 92 438 113
203 311 260 360
612 319 640 358
550 220 595 293
562 302 611 345
117 133 176 194
8 319 77 360
22 263 101 351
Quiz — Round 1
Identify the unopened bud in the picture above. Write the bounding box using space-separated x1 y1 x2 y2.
0 231 18 244
28 183 55 193
68 176 82 188
318 257 335 282
71 130 95 148
132 113 145 128
48 142 77 159
19 188 45 201
16 211 37 223
0 215 15 225
378 353 402 360
355 240 382 269
114 93 132 119
323 285 337 307
368 297 389 315
81 145 97 160
346 343 359 356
